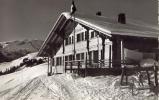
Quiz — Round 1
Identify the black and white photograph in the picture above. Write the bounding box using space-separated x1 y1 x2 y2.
0 0 159 100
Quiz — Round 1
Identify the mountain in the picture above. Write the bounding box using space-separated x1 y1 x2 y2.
0 39 43 63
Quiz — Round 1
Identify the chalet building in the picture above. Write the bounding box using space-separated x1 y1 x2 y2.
38 12 159 75
54 24 112 68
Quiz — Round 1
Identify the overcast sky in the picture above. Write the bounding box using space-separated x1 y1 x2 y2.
0 0 158 42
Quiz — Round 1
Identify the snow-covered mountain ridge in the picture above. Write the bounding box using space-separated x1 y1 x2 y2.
0 39 43 63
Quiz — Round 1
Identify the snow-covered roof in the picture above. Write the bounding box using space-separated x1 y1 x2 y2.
38 12 159 57
74 13 159 38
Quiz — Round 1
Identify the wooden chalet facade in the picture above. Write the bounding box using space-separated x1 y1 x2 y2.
38 12 159 76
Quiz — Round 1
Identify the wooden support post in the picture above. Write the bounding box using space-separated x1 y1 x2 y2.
50 57 53 75
155 53 158 61
101 37 105 60
85 27 90 67
65 62 67 73
47 56 49 76
73 15 76 62
109 45 112 68
63 33 65 73
146 70 151 85
112 36 121 68
85 53 88 77
101 37 106 67
63 56 65 73
125 71 128 85
154 65 158 87
78 61 80 75
121 40 124 66
85 62 88 77
47 56 51 76
70 62 73 73
50 50 54 75
120 66 126 85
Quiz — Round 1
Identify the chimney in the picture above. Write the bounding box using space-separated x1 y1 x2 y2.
96 11 102 16
118 13 126 24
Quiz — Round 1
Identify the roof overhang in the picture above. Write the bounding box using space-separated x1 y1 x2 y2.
38 12 159 57
38 13 77 57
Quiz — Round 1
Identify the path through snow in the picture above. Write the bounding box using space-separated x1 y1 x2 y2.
0 73 158 100
0 56 158 100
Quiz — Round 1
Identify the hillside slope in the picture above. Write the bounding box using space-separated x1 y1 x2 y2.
0 39 43 62
0 54 158 100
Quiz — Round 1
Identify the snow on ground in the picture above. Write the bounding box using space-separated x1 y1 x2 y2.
0 63 47 92
0 64 158 100
0 53 158 100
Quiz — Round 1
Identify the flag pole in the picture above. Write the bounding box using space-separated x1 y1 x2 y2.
73 14 76 62
70 0 77 62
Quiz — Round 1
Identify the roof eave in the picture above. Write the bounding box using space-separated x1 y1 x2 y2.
37 12 72 57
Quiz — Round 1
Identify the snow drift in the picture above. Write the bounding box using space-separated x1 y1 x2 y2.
0 53 158 100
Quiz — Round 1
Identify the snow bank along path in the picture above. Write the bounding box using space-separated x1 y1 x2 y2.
0 52 158 100
0 70 158 100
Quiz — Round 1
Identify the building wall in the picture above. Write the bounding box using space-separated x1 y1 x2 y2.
53 24 112 68
52 24 156 73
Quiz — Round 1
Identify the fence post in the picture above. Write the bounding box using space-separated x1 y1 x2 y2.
120 66 126 85
146 70 151 85
70 62 73 73
85 61 87 77
154 65 158 87
65 62 67 73
85 54 88 77
47 56 50 76
78 61 80 75
109 45 112 68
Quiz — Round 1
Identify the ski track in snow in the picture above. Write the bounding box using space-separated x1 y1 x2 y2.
0 73 158 100
0 53 158 100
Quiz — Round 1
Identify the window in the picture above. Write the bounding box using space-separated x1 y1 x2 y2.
65 38 69 45
65 56 68 65
52 58 54 66
81 32 84 41
91 31 95 38
72 55 75 60
93 51 98 63
69 37 71 44
76 54 80 60
89 51 93 61
85 31 88 40
60 57 62 65
81 53 84 60
65 56 68 61
65 36 73 45
76 53 84 60
72 36 74 44
56 57 62 66
69 55 73 61
56 57 58 65
101 50 102 56
94 31 98 36
67 55 75 61
77 34 81 42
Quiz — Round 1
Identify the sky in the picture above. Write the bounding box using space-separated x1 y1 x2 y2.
0 0 158 42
